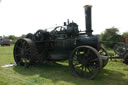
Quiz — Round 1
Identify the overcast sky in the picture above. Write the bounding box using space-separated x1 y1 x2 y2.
0 0 128 36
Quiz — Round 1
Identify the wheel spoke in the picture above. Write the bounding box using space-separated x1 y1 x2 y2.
86 67 93 74
73 55 78 61
86 49 90 54
90 58 99 62
15 45 22 50
15 54 22 57
73 62 80 66
88 65 97 72
22 41 27 48
81 64 84 71
25 48 31 53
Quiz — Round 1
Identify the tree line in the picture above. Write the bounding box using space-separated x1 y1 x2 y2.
100 27 128 48
0 34 26 44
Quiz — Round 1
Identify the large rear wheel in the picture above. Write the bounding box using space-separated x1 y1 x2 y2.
69 45 102 80
14 38 38 67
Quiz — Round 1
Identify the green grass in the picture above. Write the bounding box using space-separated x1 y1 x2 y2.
0 46 128 85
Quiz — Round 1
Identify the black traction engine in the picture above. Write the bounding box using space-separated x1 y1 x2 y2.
13 5 108 79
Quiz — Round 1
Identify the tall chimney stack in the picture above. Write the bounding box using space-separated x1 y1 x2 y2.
84 5 93 36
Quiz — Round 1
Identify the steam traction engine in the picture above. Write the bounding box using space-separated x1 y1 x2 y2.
13 5 108 79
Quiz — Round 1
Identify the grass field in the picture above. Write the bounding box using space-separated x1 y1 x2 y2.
0 46 128 85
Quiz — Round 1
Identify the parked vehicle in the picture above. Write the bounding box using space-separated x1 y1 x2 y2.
0 38 11 46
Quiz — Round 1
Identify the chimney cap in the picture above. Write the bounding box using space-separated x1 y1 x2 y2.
84 5 92 8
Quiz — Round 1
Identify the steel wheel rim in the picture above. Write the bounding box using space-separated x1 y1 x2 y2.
69 46 102 80
14 39 31 67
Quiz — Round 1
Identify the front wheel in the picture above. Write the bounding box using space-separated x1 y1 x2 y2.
69 45 102 80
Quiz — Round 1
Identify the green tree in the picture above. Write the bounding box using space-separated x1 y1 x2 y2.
20 34 26 38
8 35 16 40
100 27 123 48
122 32 128 38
